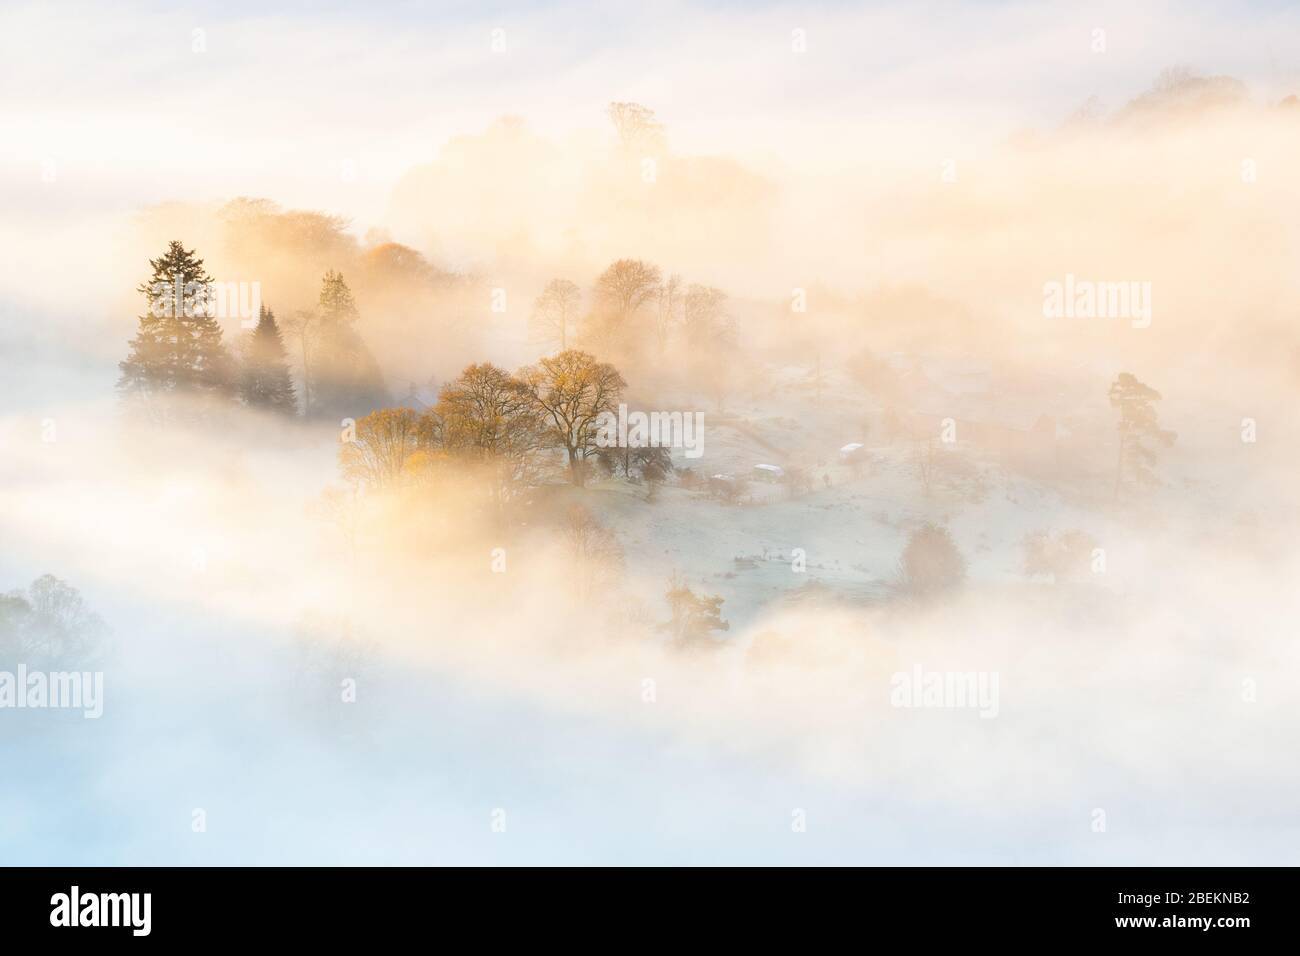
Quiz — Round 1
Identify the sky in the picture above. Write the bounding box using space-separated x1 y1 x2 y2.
5 0 1300 237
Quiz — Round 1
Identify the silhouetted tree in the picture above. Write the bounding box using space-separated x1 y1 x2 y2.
308 271 388 419
589 259 662 350
238 305 297 413
117 241 234 420
530 279 582 352
653 274 682 355
682 284 729 348
595 259 661 319
682 283 736 407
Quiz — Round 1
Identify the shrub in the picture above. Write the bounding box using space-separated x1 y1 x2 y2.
897 523 966 598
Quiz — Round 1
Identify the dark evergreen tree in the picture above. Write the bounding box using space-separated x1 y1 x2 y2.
307 270 388 419
238 304 297 413
117 241 234 419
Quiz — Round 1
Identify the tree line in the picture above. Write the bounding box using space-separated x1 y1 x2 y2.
340 349 633 506
117 241 386 422
531 259 735 390
118 241 739 424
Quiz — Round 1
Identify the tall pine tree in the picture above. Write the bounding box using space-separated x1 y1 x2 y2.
117 241 234 419
238 304 297 413
308 270 388 419
1108 372 1176 500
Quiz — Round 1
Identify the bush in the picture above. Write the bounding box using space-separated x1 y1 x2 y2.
663 573 729 647
897 524 966 598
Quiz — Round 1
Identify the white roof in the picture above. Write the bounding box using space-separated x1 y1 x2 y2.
839 442 865 454
753 463 784 473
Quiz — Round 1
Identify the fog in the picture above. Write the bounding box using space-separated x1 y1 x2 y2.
2 0 1299 864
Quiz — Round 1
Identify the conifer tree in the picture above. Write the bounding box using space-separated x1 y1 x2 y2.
1108 372 1176 499
318 269 359 325
238 304 297 413
117 241 234 419
307 270 388 419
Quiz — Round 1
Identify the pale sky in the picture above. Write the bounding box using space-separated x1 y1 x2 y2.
4 0 1300 234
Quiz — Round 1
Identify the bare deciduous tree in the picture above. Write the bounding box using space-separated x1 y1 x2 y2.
594 259 662 323
682 283 736 407
436 363 544 512
653 274 682 355
682 284 729 347
518 350 626 486
607 101 666 155
530 279 582 352
338 407 425 490
1 574 108 668
563 505 624 602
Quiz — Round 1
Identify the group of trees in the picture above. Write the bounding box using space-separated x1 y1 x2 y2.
339 349 628 509
864 367 1174 504
530 259 735 382
884 374 1174 600
117 241 386 421
285 269 388 419
594 444 672 495
0 574 107 669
